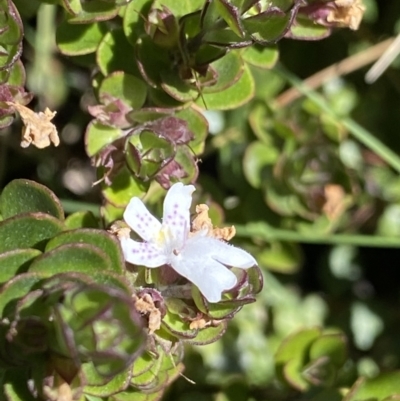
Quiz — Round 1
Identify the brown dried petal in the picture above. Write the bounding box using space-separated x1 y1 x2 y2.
7 102 59 149
322 184 346 220
133 292 163 334
191 204 236 241
327 0 365 30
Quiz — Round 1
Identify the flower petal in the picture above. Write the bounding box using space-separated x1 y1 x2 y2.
124 197 162 242
120 237 167 267
172 253 237 303
162 182 195 244
192 235 257 268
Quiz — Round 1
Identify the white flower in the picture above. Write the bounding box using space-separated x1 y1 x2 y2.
120 183 257 303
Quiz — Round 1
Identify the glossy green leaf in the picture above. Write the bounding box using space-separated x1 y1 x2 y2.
56 19 107 56
0 213 64 253
85 120 123 157
45 228 124 274
0 248 41 283
160 70 199 103
196 63 254 110
135 35 169 87
66 1 119 24
203 50 244 94
102 166 148 208
28 243 112 276
215 0 245 38
123 0 152 45
0 179 64 220
97 29 139 76
99 71 147 109
243 9 291 43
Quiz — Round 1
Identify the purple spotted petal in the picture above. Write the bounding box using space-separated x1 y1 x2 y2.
120 237 166 267
162 182 195 244
124 197 162 242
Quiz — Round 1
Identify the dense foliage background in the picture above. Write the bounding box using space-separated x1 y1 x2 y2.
3 0 400 400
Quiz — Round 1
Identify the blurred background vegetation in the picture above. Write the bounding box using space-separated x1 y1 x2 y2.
3 0 400 400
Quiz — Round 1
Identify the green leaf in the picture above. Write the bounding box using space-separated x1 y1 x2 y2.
0 179 64 220
161 309 198 339
66 1 119 24
186 320 227 345
62 0 82 16
275 327 321 389
132 351 157 378
203 50 244 94
85 120 123 157
97 28 139 76
131 351 162 388
160 70 199 103
123 0 152 45
215 0 245 38
0 213 64 253
28 243 112 276
309 332 347 368
83 362 132 394
257 242 302 274
154 0 204 17
242 44 279 69
56 19 107 56
196 63 254 110
243 141 279 188
99 71 147 109
0 248 42 283
175 107 208 154
0 1 23 45
135 35 169 87
288 15 331 40
243 9 291 43
1 59 26 86
0 272 44 317
65 211 99 229
45 229 124 274
102 166 149 208
344 372 400 401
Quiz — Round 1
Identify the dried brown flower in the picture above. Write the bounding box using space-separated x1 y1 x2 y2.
327 0 366 30
7 102 59 149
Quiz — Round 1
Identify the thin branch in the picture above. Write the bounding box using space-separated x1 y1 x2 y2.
276 37 395 107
